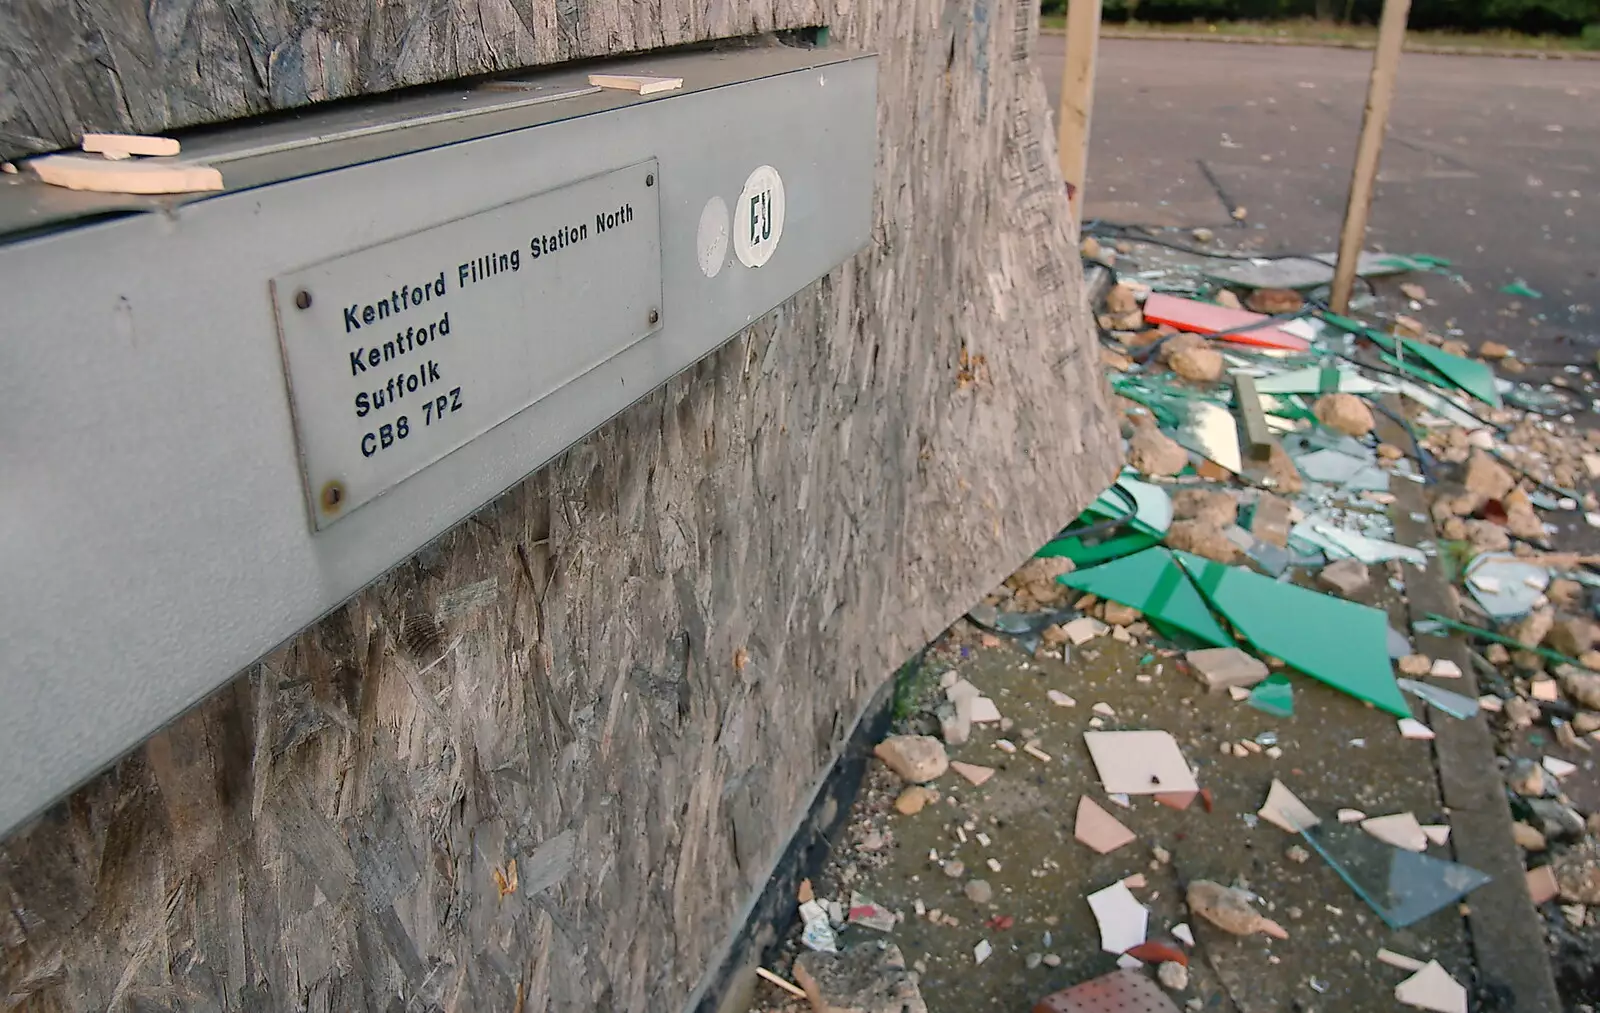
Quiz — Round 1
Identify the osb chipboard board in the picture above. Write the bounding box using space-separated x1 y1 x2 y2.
0 3 1120 1012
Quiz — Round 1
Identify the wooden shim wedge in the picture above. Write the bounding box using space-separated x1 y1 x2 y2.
1234 373 1275 462
82 132 180 158
587 74 683 96
28 154 222 195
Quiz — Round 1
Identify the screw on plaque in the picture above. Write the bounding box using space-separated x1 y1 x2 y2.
320 480 345 512
648 308 660 325
294 289 313 310
645 173 655 187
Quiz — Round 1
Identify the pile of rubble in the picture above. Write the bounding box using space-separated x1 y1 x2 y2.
747 233 1600 1013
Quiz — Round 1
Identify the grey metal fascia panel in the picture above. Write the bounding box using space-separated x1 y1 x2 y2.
0 50 878 837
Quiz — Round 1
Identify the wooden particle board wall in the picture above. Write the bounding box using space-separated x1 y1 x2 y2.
0 3 1120 1011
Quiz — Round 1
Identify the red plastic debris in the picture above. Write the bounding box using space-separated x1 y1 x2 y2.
1153 791 1197 811
1142 293 1311 352
988 914 1015 931
1127 941 1189 967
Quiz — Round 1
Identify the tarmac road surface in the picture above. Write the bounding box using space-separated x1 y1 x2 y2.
1039 35 1600 360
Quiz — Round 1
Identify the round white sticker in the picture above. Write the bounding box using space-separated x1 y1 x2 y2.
734 165 786 268
697 196 730 278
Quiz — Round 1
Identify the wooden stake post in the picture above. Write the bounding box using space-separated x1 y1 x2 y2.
1056 0 1103 225
1329 0 1411 313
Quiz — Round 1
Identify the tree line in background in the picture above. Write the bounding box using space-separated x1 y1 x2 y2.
1040 0 1600 35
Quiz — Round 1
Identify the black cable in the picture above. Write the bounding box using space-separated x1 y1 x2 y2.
1084 256 1132 354
1085 222 1379 297
1056 485 1138 541
1326 349 1504 433
1369 399 1437 485
1085 221 1330 264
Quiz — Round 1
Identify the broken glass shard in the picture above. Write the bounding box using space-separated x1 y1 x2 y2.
1394 380 1486 430
1282 428 1374 461
1396 678 1480 720
1173 551 1411 717
1113 475 1175 536
1042 531 1162 568
1040 474 1171 567
1464 553 1549 620
1176 401 1244 474
1291 517 1425 566
1247 540 1293 577
1299 823 1491 929
1255 366 1393 396
1388 625 1413 660
1249 673 1295 717
1203 251 1418 290
1367 332 1502 408
1506 384 1573 416
1407 344 1502 409
1058 548 1233 648
1294 450 1391 493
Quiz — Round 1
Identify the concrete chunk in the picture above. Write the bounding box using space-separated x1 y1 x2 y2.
1250 493 1293 548
794 943 929 1013
1313 393 1374 438
1464 449 1515 500
1172 488 1238 528
1185 647 1268 693
1317 558 1370 598
873 735 948 783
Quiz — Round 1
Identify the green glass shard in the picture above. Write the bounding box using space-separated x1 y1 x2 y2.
1422 613 1587 671
1110 375 1213 430
1394 379 1489 430
1143 617 1215 651
1039 476 1172 565
1253 366 1390 396
1248 673 1295 717
1401 251 1452 267
1172 552 1411 717
1378 351 1455 391
1057 548 1233 648
1500 280 1542 299
1393 253 1452 269
1038 531 1160 567
1317 310 1373 338
1084 477 1141 523
1398 342 1501 409
1366 333 1501 409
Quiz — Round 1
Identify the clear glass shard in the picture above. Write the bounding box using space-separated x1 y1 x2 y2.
1299 823 1491 929
1396 678 1480 720
1176 401 1244 473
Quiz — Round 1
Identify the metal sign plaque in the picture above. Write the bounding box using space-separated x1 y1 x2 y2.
273 159 662 526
